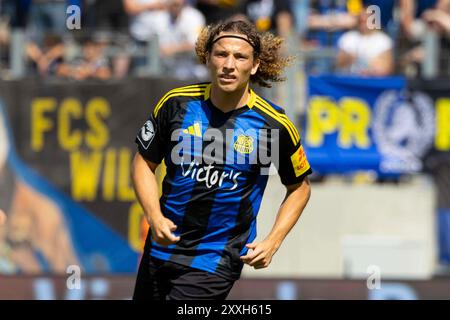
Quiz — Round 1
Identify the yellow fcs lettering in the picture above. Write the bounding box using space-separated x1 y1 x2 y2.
31 98 57 152
85 97 110 150
58 98 83 151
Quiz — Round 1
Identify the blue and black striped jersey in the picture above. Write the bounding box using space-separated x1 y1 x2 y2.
135 83 312 280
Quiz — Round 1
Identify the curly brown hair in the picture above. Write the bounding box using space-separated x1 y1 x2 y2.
195 20 293 88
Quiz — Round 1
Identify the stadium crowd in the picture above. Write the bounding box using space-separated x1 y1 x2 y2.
0 0 450 80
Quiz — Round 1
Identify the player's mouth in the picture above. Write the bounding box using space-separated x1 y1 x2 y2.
219 74 237 84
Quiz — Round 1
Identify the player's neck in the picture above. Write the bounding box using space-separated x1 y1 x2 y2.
210 83 250 113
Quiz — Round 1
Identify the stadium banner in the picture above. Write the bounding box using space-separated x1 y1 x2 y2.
0 78 188 275
304 75 441 175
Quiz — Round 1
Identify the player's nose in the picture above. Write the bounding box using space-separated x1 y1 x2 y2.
223 56 236 70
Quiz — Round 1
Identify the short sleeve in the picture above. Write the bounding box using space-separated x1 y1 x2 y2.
134 102 170 164
337 31 358 54
276 126 312 186
372 32 393 55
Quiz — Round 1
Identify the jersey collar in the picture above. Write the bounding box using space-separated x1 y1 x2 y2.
204 83 256 109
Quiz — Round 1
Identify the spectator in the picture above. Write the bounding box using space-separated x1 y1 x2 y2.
399 0 438 41
422 0 450 37
123 0 168 42
238 0 294 37
305 0 359 74
110 36 132 79
58 35 112 80
196 0 241 24
362 0 395 31
26 33 66 76
123 0 168 73
82 0 131 78
399 0 450 76
83 0 129 34
1 0 32 74
1 0 31 28
307 0 359 47
27 0 80 45
336 6 394 76
422 0 450 75
158 0 207 79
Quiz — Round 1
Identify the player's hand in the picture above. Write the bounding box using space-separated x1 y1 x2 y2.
149 216 180 247
240 240 278 269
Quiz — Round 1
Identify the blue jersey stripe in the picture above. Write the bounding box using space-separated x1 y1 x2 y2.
191 109 268 272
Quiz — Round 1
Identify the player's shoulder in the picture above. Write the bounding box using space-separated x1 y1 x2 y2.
252 93 287 126
168 82 209 94
256 95 285 112
252 93 300 145
153 82 209 117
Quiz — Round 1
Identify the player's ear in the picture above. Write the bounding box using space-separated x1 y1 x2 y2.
251 58 260 75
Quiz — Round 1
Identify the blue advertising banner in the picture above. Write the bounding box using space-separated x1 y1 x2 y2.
304 75 436 175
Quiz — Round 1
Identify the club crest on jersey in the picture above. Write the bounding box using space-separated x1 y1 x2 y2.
234 135 254 154
138 120 155 149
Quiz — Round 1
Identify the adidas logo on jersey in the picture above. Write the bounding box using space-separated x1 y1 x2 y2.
183 122 202 138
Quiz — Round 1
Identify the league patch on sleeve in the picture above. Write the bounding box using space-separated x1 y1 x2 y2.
137 119 155 150
290 145 310 177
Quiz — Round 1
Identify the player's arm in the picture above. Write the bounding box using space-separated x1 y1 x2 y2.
131 153 180 247
399 0 415 40
123 0 166 15
240 178 311 269
133 98 180 247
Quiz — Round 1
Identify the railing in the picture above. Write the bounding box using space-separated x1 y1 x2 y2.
2 29 163 79
1 25 444 82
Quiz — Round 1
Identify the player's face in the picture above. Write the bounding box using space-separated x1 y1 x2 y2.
207 33 260 93
359 10 370 33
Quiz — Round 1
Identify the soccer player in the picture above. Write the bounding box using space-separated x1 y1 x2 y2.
132 19 312 300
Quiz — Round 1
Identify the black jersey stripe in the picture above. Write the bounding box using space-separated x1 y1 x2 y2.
153 84 208 116
214 165 258 280
254 98 300 144
256 97 300 141
153 89 207 117
254 101 298 145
